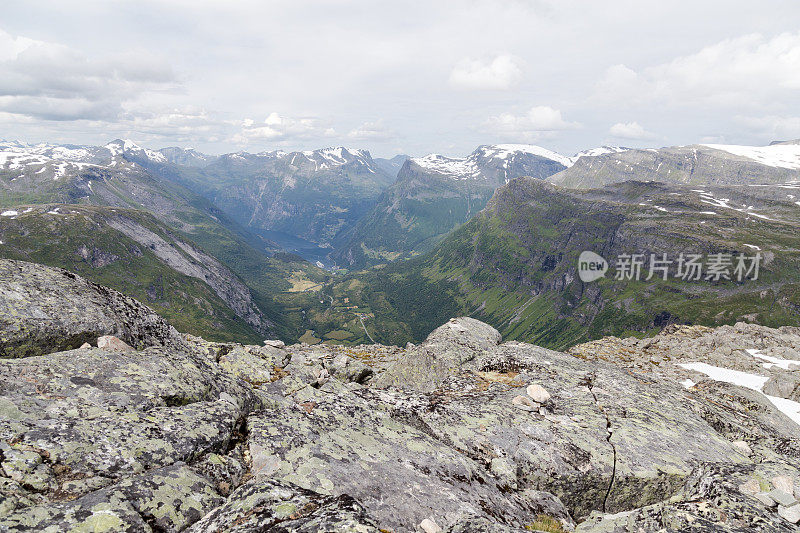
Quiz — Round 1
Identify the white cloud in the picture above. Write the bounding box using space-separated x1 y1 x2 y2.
449 55 522 90
232 112 335 144
3 3 800 155
608 121 656 140
596 32 800 109
735 115 800 141
347 120 395 141
0 29 177 122
485 106 580 140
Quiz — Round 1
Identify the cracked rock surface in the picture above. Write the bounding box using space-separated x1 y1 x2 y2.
3 259 800 531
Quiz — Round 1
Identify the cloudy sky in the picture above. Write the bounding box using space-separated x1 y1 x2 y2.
2 0 800 157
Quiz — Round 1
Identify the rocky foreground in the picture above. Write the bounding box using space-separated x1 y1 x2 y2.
2 259 800 531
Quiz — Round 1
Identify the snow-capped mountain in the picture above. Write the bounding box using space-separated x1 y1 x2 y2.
105 139 167 164
0 139 174 181
548 142 800 189
568 146 630 164
0 140 131 182
411 144 571 183
290 147 376 171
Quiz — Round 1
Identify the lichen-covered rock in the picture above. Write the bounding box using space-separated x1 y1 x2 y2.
245 338 746 530
218 345 285 385
5 265 800 532
0 345 261 493
0 321 265 532
193 448 247 496
325 352 373 384
0 443 57 493
442 516 526 532
0 258 180 358
246 382 573 531
1 463 224 532
374 317 501 391
764 374 800 400
577 463 799 532
187 479 381 532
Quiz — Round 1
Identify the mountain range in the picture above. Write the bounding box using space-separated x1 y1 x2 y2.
3 136 800 348
549 142 800 189
331 144 574 268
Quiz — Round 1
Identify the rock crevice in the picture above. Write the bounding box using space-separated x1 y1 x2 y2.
583 372 617 514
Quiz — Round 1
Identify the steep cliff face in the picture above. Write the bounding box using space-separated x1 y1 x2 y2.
0 210 272 343
177 147 395 247
3 268 800 531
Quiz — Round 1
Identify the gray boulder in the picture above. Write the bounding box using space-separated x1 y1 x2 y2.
0 258 180 358
374 317 501 391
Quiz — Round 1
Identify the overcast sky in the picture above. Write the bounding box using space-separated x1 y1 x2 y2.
2 0 800 158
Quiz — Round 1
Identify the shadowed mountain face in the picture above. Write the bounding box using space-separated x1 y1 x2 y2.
373 154 409 178
163 147 396 248
158 146 219 168
330 144 571 269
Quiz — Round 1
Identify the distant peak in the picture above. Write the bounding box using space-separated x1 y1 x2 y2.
104 139 166 163
569 146 630 164
475 144 572 167
310 146 368 157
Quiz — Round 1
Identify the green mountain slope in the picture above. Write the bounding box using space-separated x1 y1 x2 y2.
0 205 269 342
319 178 800 350
0 141 332 343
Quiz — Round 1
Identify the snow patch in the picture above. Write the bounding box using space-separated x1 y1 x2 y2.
745 348 800 370
413 153 480 179
569 146 629 165
480 144 573 167
702 143 800 170
698 192 774 221
679 362 800 426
